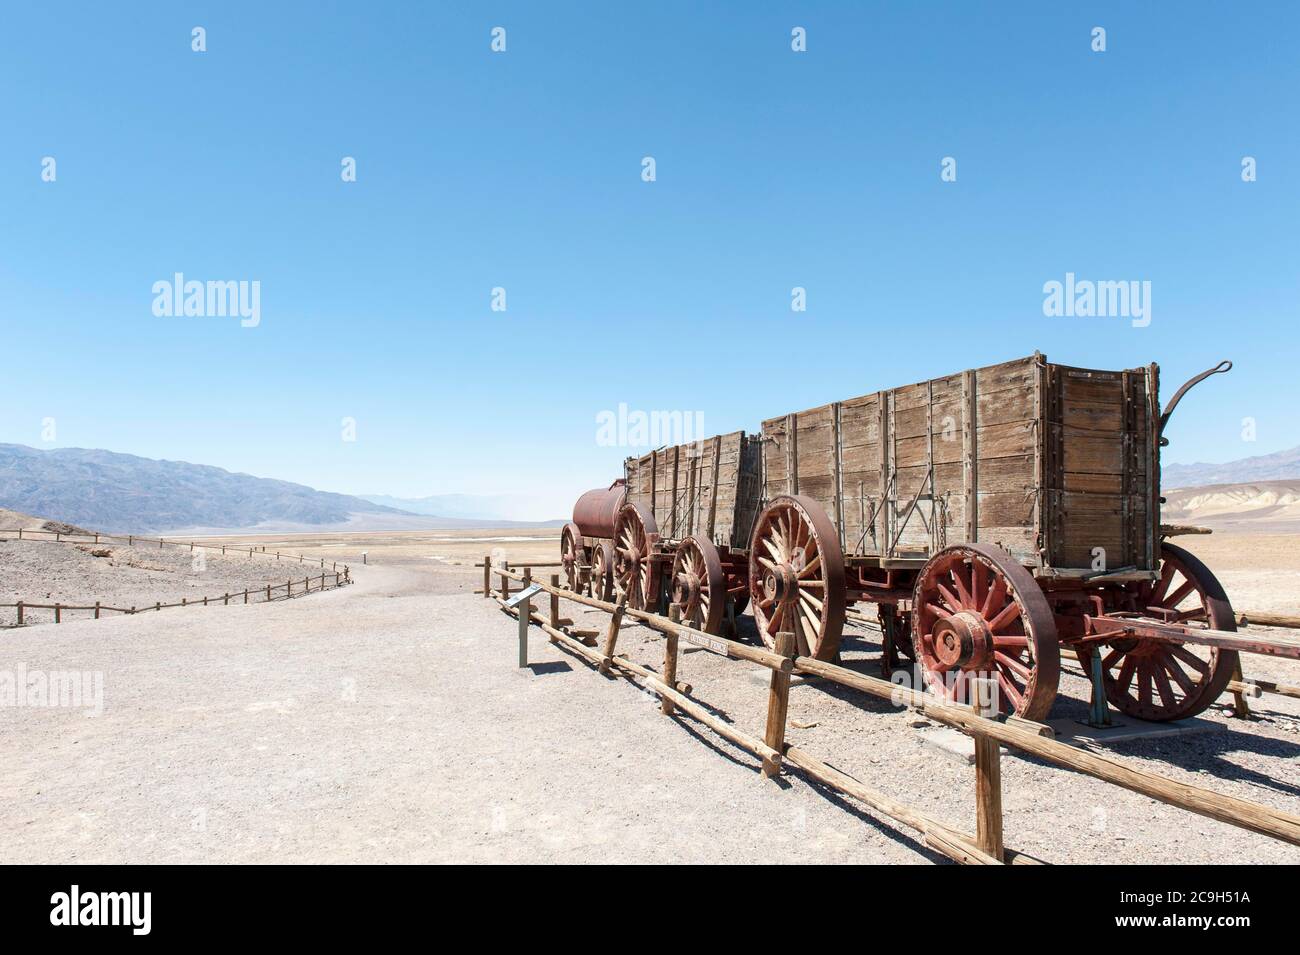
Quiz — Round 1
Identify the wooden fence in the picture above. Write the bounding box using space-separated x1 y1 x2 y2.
482 555 1300 866
1 527 351 626
0 527 350 572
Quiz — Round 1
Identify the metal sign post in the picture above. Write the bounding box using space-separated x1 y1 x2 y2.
505 583 544 668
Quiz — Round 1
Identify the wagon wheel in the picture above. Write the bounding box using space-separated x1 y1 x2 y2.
749 495 846 660
560 522 586 594
912 543 1060 721
590 540 616 602
1076 543 1238 722
613 503 661 612
671 536 726 635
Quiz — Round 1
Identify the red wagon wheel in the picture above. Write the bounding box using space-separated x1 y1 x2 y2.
613 503 661 611
671 536 726 634
1076 542 1239 722
560 522 586 594
749 495 846 660
912 543 1060 721
591 540 616 602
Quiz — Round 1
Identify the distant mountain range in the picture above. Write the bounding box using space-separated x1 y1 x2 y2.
0 444 561 534
1162 445 1300 489
361 493 565 524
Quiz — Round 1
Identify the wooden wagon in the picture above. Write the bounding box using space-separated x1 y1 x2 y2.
609 431 763 634
747 352 1257 721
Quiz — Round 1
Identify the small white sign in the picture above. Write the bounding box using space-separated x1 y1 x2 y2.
679 629 729 656
505 583 543 609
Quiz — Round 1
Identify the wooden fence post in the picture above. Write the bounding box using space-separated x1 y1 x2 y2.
266 585 271 601
549 574 561 632
518 568 533 668
762 630 797 778
662 604 682 716
483 556 491 598
972 675 1004 862
243 589 248 604
223 593 229 605
599 597 628 675
499 569 509 601
94 601 100 619
55 604 62 623
17 601 23 625
155 601 161 612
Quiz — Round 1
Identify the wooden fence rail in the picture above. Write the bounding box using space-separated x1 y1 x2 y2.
489 559 1300 865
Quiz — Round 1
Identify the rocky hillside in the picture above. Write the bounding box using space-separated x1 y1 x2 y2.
0 444 413 534
1162 480 1300 533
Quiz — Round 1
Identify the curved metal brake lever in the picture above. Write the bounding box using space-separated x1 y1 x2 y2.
1159 360 1232 444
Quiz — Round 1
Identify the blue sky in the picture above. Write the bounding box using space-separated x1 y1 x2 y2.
2 2 1296 519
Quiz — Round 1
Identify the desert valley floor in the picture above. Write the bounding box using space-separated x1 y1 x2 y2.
1 528 1297 864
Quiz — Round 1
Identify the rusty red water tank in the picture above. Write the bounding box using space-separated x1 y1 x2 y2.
572 480 627 540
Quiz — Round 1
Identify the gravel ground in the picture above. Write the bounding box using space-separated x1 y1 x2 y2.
0 538 347 627
2 556 1297 864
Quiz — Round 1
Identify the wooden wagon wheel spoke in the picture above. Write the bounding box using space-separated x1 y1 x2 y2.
749 496 847 661
913 544 1060 721
1077 543 1239 722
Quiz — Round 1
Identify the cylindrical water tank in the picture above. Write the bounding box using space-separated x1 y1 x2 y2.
572 480 627 540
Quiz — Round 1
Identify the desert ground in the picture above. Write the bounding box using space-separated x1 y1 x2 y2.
1 526 1297 864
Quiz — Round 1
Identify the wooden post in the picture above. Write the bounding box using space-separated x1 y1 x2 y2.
55 604 61 623
266 585 271 601
287 580 292 597
155 601 161 612
17 601 24 624
483 555 492 598
500 569 509 601
762 630 797 777
1230 659 1251 719
662 604 682 716
600 597 628 674
243 589 248 604
203 596 208 606
549 574 561 631
94 601 100 619
972 676 1004 861
223 593 229 605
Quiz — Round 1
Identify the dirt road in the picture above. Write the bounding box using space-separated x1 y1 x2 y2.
2 554 1297 864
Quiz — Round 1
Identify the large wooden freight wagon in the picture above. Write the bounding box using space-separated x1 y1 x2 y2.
748 353 1243 722
613 431 762 634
